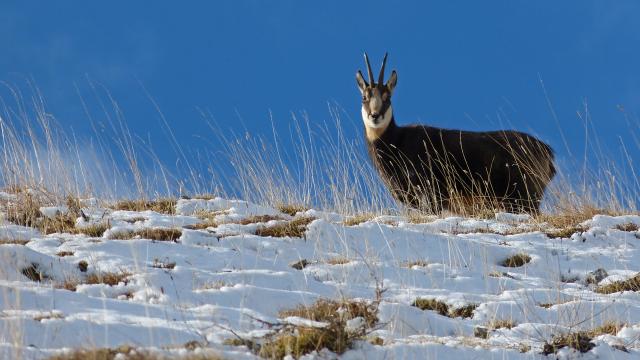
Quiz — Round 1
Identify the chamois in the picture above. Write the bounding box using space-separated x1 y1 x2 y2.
356 53 556 214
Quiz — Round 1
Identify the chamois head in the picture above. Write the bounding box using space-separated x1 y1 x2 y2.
356 52 398 135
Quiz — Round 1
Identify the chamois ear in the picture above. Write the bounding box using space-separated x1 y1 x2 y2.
356 70 368 94
386 70 398 94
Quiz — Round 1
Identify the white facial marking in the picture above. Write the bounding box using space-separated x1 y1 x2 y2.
362 105 393 129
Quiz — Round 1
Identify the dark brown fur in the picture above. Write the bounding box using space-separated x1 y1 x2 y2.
367 118 556 213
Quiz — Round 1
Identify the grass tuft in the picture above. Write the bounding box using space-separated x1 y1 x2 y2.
325 257 350 265
76 222 110 237
595 273 640 294
412 298 449 316
542 333 594 355
488 319 515 330
85 271 131 287
500 253 531 267
0 238 30 245
108 228 182 242
112 198 177 215
545 225 585 239
255 217 315 238
254 299 378 359
541 322 624 355
342 213 376 226
151 258 176 270
412 298 477 319
47 345 224 360
616 223 639 232
239 214 287 225
5 193 42 228
449 304 478 319
277 204 308 217
403 260 429 268
21 263 48 282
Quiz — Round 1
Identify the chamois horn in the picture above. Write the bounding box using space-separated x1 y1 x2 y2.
378 52 388 86
364 52 374 86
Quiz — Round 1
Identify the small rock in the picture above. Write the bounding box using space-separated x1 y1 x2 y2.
474 326 489 339
78 260 88 273
585 268 608 285
611 344 629 353
290 259 309 270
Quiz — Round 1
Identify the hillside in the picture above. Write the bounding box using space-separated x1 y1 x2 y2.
1 194 639 359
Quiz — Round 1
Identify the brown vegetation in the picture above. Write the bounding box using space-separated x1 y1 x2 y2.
255 217 315 238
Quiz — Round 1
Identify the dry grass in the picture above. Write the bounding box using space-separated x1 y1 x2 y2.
255 217 315 238
488 319 515 330
616 223 639 232
184 219 219 230
595 273 640 294
542 323 624 355
412 298 449 316
277 204 308 217
238 214 287 225
86 271 131 286
121 216 147 224
75 222 110 237
407 212 438 224
449 304 478 319
0 238 30 245
56 251 74 257
108 228 182 242
500 253 531 267
151 258 176 270
48 345 224 360
3 193 111 236
197 280 228 291
412 298 477 319
252 299 378 359
5 193 43 229
21 263 49 282
112 198 177 215
536 207 606 228
185 214 286 231
544 225 585 239
488 271 516 279
278 299 378 328
342 213 376 226
58 270 132 292
403 260 429 268
325 257 350 265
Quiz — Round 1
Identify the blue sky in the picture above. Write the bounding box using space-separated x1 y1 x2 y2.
1 1 640 192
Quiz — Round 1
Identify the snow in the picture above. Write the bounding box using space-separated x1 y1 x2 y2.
0 198 638 359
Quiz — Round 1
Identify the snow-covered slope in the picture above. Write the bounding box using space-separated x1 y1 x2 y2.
1 197 639 359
